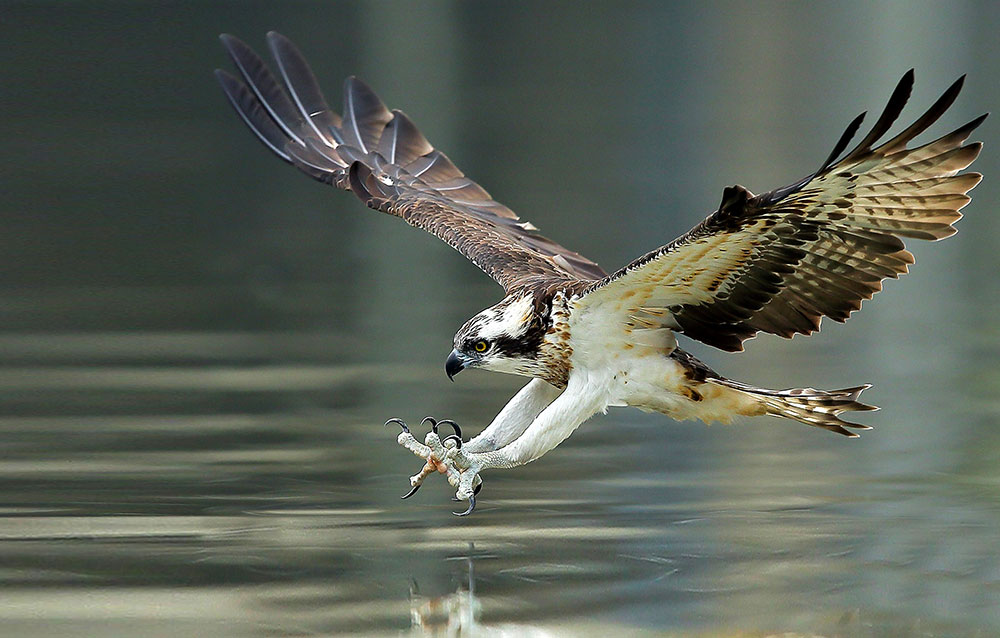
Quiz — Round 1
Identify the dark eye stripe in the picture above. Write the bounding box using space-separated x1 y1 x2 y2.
491 334 541 358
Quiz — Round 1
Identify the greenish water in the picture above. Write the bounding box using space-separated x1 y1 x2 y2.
4 2 1000 636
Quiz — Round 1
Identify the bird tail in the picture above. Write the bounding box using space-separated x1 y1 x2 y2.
713 379 878 437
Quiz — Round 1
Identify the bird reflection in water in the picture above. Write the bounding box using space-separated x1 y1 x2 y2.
406 544 555 638
404 547 875 637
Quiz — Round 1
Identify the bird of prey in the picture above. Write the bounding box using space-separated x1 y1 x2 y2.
217 33 985 515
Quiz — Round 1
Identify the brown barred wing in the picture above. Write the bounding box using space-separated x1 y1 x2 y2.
577 71 985 351
215 32 606 291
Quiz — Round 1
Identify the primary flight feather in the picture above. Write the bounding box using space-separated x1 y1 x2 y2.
217 32 985 515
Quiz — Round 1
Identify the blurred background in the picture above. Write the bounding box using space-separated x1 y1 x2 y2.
3 1 999 636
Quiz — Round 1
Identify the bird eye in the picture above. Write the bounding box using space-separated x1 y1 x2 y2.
474 340 488 353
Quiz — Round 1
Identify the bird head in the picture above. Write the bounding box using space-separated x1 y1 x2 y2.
447 294 545 380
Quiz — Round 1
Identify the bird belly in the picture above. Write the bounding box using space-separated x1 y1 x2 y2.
567 301 756 424
613 352 757 425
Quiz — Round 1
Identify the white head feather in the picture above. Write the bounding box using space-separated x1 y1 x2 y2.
472 294 535 341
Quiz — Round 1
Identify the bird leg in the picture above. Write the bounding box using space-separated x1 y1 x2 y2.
390 379 565 515
443 374 607 511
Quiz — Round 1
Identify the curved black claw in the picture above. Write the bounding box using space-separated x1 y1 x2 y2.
453 493 476 517
436 419 462 440
385 418 409 434
442 434 462 449
421 416 438 431
401 483 421 500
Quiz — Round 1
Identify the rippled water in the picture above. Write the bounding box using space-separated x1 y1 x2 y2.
2 293 998 637
6 2 1000 636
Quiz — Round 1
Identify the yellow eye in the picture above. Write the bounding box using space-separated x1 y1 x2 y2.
474 340 488 352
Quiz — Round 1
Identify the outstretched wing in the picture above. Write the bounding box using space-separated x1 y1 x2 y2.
577 71 985 352
215 32 606 291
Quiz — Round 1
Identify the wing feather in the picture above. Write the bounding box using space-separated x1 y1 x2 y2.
266 32 342 146
215 69 294 162
219 34 307 147
579 72 985 351
216 32 605 290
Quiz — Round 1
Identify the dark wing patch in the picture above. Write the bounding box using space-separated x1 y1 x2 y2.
578 71 985 351
216 32 606 290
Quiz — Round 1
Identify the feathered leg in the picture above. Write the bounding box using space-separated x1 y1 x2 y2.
464 379 563 453
392 378 562 508
444 374 607 514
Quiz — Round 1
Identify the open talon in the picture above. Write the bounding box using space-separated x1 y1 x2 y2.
425 416 463 440
385 418 409 434
401 483 421 499
436 419 462 440
453 493 476 517
392 416 477 513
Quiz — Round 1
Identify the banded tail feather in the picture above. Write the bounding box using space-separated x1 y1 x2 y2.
716 379 878 437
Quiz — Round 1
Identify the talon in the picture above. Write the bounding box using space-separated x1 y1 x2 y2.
421 416 438 431
401 483 421 499
453 493 476 517
442 434 462 449
436 419 462 440
385 418 409 434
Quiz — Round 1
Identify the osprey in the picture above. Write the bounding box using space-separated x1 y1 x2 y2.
217 33 985 515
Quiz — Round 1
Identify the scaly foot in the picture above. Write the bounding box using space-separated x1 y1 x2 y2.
388 417 483 515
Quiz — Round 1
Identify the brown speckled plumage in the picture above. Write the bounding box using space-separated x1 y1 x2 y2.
537 291 575 388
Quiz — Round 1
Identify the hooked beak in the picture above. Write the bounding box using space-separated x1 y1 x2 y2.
445 349 468 381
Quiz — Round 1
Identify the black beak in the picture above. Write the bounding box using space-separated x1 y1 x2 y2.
445 350 467 381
